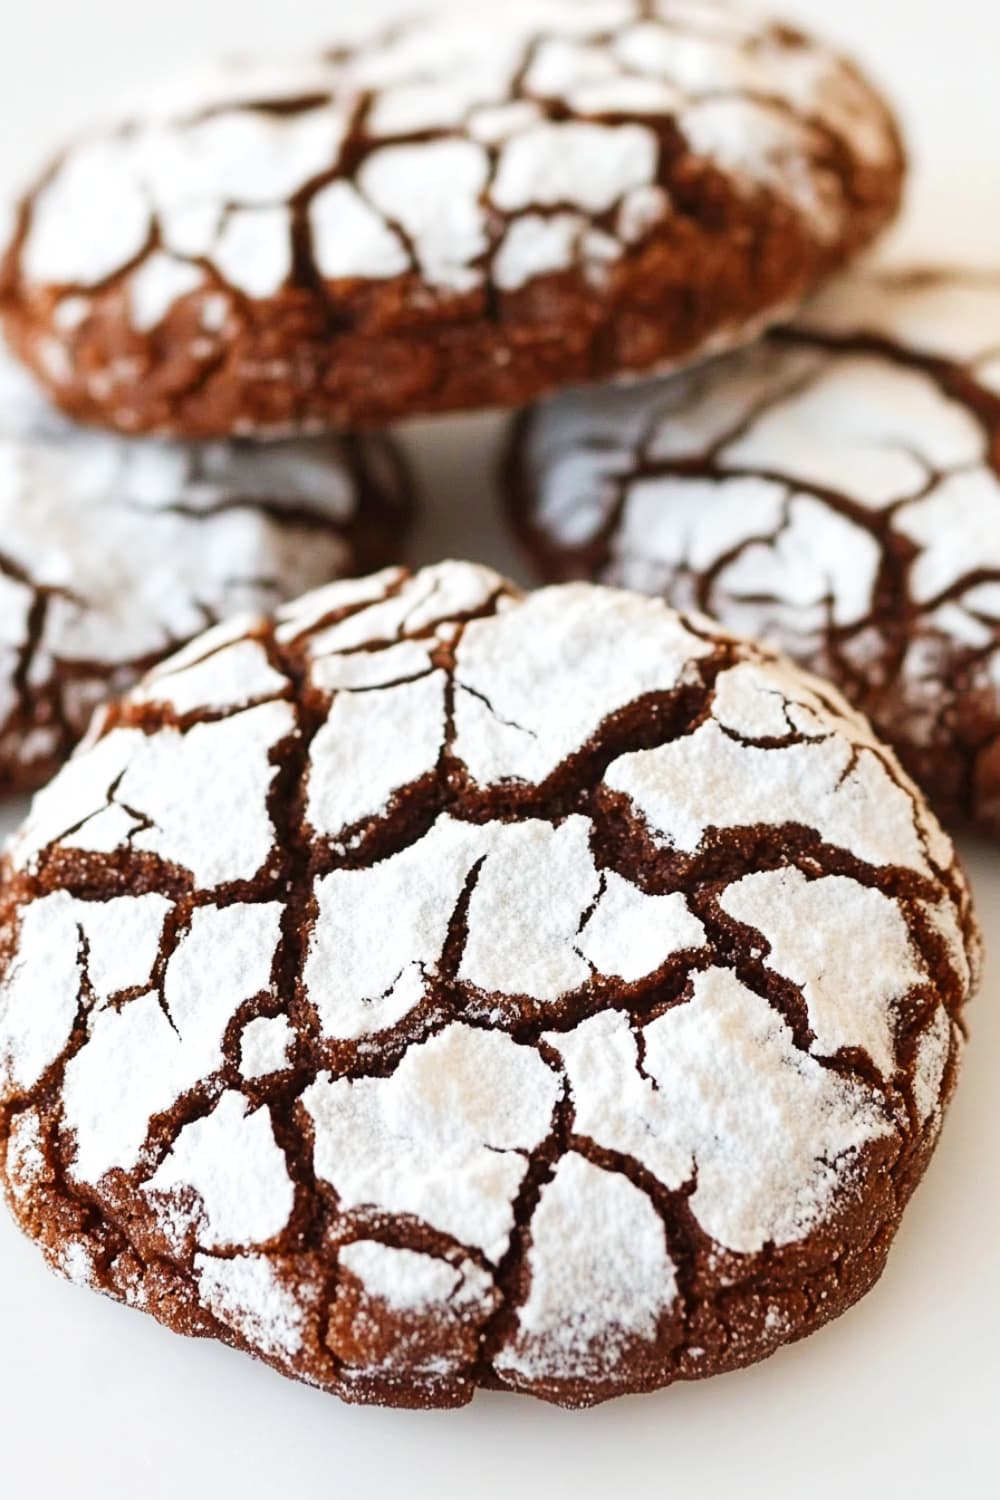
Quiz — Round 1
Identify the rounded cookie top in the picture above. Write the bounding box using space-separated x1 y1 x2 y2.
0 345 411 794
0 0 902 436
0 562 977 1409
508 267 1000 838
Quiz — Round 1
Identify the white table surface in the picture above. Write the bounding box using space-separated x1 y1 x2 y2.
0 3 996 1497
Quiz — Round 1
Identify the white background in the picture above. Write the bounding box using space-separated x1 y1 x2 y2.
0 3 997 1497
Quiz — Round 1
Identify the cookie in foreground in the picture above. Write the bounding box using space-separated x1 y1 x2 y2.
0 563 979 1408
0 0 902 437
506 266 1000 838
0 345 412 794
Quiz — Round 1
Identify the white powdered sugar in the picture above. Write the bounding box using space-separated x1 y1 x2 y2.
11 730 146 868
640 969 891 1253
605 662 937 874
58 1238 97 1287
0 337 403 782
577 873 706 981
129 252 205 331
308 181 409 283
545 970 892 1259
339 1241 493 1315
60 902 282 1183
684 97 840 238
303 1023 560 1262
0 896 83 1092
209 206 293 300
722 355 981 508
60 704 294 886
492 122 658 215
912 1008 955 1127
494 213 621 293
11 0 896 317
0 890 171 1096
0 562 974 1396
195 1253 307 1359
306 673 446 841
23 137 151 287
147 1091 294 1249
306 813 706 1042
459 818 600 1000
919 895 976 996
899 469 1000 605
497 1153 677 1381
309 638 436 694
358 139 490 293
520 270 1000 822
239 1015 294 1081
4 1109 46 1201
77 895 174 1004
713 491 881 636
305 818 483 1041
720 870 923 1077
333 1239 499 1382
548 1011 692 1188
295 559 500 657
133 638 289 718
453 583 712 788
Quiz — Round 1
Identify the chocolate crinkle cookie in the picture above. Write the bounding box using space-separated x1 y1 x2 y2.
0 0 903 437
507 267 1000 837
0 563 979 1409
0 344 412 794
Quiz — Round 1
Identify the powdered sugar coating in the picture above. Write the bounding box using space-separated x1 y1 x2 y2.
38 705 296 887
4 1110 45 1203
239 1015 294 1081
513 267 1000 835
195 1253 307 1360
338 1241 493 1315
147 1091 294 1250
635 969 892 1251
0 0 901 435
305 1024 561 1261
0 563 977 1408
0 344 411 792
331 1240 499 1389
544 967 893 1262
912 1008 955 1128
0 897 87 1092
59 902 283 1184
721 870 924 1078
497 1153 678 1383
10 3 895 296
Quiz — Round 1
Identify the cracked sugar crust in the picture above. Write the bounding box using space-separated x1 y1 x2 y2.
0 344 412 794
507 266 1000 839
0 0 902 438
0 563 979 1410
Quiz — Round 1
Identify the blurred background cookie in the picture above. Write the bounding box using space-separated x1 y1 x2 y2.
0 0 903 437
0 347 412 793
506 267 1000 837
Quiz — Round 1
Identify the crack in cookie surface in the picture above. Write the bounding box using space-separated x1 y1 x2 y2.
0 562 979 1409
508 267 1000 838
0 0 903 435
0 346 412 795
